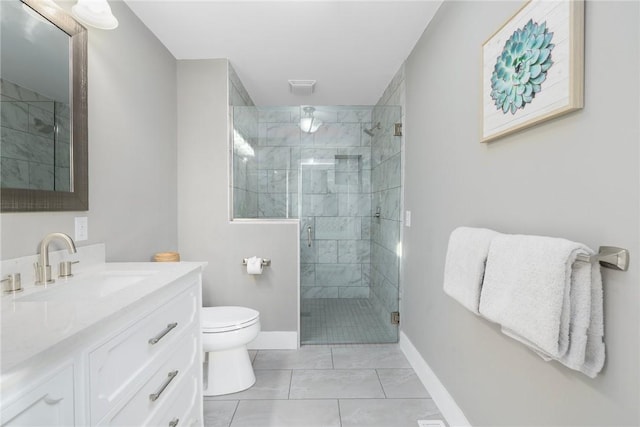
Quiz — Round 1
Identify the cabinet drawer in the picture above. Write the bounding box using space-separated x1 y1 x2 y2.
89 286 198 423
146 367 201 427
96 328 199 426
1 365 74 427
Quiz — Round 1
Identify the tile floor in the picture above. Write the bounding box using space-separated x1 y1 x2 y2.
203 344 446 427
300 299 397 344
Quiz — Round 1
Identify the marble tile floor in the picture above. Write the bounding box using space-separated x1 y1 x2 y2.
301 298 397 345
203 344 447 427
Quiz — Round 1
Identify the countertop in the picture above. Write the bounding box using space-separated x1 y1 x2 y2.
0 262 205 374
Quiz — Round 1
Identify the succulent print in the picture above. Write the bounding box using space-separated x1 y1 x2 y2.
490 19 555 115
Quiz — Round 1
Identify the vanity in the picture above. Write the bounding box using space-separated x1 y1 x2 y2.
0 250 205 426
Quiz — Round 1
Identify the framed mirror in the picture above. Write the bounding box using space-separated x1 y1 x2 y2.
1 0 88 212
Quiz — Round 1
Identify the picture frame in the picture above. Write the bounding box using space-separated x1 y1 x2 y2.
481 0 584 143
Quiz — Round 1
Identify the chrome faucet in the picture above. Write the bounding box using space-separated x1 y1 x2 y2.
35 233 77 285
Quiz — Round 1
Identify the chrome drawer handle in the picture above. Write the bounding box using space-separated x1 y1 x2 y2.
169 418 179 427
149 370 178 402
149 322 178 345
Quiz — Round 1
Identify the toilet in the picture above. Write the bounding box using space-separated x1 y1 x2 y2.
201 306 261 396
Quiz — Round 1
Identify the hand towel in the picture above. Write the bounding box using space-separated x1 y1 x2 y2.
479 234 589 357
479 234 605 377
443 227 501 314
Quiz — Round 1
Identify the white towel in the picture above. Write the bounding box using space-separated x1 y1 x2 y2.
479 234 605 377
577 262 605 377
443 227 501 314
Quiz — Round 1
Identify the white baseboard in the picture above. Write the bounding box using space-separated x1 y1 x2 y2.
247 331 298 350
399 331 471 427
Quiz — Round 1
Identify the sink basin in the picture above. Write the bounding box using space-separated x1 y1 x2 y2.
16 270 158 302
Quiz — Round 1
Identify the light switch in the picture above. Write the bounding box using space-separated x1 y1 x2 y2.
75 216 88 241
405 210 412 227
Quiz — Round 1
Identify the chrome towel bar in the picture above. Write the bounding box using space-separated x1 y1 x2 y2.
576 246 629 271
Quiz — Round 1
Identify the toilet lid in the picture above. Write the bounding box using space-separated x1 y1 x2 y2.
202 306 259 332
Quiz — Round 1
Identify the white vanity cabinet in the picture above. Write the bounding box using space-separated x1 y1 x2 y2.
90 284 200 425
0 262 204 427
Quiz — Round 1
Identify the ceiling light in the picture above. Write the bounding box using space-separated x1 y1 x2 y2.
300 106 322 134
72 0 118 30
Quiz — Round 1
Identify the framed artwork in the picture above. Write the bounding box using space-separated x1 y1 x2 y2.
481 0 584 143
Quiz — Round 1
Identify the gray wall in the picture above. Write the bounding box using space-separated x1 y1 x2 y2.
177 60 299 333
402 1 639 426
1 1 178 262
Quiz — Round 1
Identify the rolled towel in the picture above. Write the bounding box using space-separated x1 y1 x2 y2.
443 227 501 314
479 234 605 377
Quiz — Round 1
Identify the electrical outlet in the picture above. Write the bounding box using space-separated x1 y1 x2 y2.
75 217 88 241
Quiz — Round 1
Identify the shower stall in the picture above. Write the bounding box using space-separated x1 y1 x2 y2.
232 105 402 344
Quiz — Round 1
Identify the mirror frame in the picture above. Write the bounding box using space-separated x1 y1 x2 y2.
1 0 88 212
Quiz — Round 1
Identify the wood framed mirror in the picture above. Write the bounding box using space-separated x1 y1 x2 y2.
1 0 88 212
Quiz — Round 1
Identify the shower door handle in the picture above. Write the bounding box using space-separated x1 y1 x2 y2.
307 226 312 247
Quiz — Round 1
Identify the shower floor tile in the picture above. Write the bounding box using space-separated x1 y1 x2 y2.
301 298 396 344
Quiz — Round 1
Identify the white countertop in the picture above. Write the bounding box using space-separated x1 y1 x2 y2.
1 261 205 374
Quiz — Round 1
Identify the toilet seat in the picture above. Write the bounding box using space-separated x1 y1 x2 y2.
202 306 259 333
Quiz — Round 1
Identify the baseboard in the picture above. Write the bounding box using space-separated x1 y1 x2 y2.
247 331 298 350
399 331 471 427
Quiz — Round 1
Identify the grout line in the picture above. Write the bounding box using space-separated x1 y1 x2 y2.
337 399 343 427
228 400 240 427
330 347 335 369
375 369 388 399
287 369 293 400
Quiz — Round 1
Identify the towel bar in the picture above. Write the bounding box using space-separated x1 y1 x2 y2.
576 246 629 271
241 258 271 267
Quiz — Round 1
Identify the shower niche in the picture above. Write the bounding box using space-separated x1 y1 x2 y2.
231 105 402 345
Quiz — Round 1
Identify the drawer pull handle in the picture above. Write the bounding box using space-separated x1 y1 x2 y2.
43 394 64 405
149 322 178 345
149 370 178 402
169 418 179 427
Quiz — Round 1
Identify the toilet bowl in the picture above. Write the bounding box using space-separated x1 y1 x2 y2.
202 306 260 396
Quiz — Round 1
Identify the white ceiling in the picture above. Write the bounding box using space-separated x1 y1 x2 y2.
123 0 443 106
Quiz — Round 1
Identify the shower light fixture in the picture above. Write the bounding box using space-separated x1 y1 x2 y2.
299 106 323 134
72 0 118 30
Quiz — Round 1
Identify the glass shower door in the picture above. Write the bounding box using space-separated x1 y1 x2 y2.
298 105 401 345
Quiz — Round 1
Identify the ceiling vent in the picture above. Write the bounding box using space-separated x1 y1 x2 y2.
288 80 316 96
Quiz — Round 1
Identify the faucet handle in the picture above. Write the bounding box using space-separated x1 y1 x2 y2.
2 273 22 294
59 261 80 278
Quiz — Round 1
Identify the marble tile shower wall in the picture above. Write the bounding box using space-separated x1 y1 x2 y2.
232 104 400 303
0 78 71 191
256 106 301 218
229 64 258 218
370 64 405 338
251 106 374 299
233 106 259 218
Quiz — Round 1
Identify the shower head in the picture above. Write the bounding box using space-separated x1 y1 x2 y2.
364 122 381 137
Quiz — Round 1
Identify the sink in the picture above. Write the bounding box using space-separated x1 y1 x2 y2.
16 270 159 302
